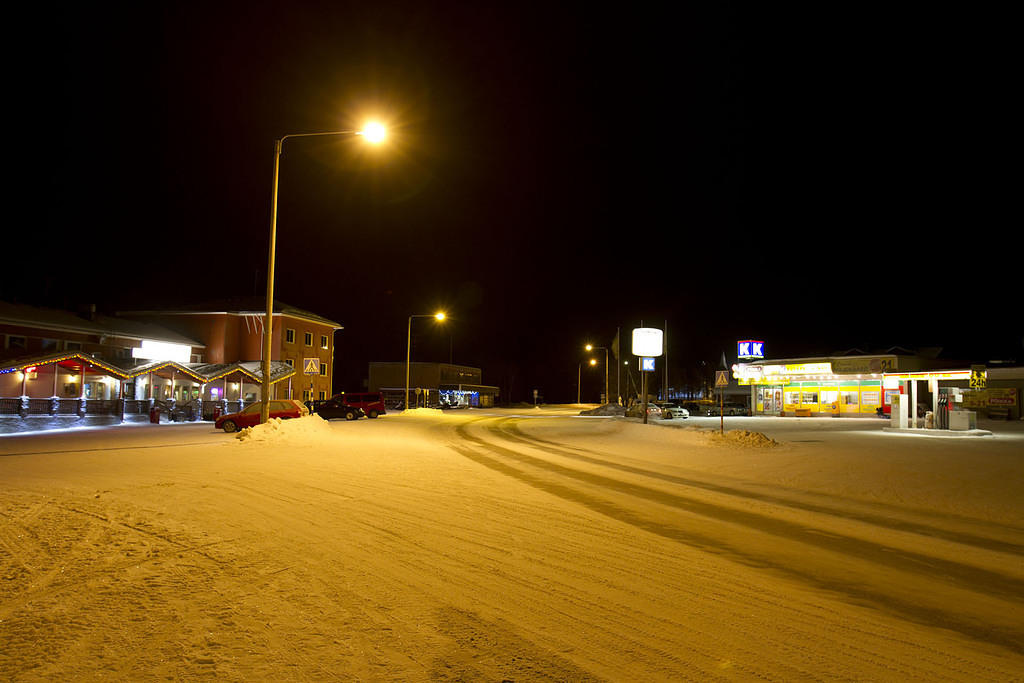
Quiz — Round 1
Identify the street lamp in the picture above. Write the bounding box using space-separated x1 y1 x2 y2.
577 359 596 403
261 122 388 424
585 343 609 405
405 312 446 411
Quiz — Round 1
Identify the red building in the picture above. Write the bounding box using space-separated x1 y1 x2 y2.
1 298 341 421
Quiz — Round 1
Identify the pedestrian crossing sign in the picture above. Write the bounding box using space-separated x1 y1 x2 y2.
303 358 320 375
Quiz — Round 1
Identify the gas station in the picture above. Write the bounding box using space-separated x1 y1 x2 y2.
732 342 1020 431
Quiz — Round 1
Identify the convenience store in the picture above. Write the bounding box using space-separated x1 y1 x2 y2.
732 353 947 417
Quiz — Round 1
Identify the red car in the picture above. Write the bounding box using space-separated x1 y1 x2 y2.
215 399 309 433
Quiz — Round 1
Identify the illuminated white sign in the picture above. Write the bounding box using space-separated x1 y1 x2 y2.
737 340 764 360
131 340 192 363
640 357 656 372
632 328 663 357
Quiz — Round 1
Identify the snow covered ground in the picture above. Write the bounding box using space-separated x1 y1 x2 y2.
1 408 1022 680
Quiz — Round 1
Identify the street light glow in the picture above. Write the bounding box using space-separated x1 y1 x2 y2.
359 121 387 144
435 312 446 321
585 344 593 351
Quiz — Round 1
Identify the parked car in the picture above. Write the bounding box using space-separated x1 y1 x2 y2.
215 399 309 433
312 397 365 421
625 402 663 419
703 402 748 416
332 392 387 419
656 402 690 419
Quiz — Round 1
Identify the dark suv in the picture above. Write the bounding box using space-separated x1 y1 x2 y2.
334 392 387 419
312 398 365 421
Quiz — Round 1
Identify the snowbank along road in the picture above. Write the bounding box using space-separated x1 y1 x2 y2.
1 409 1022 681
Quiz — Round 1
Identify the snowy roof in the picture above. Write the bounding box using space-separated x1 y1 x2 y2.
118 297 342 329
0 301 204 347
0 352 295 384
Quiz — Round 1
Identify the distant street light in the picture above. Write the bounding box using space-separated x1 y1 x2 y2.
405 312 446 411
585 344 609 405
261 122 388 424
577 359 596 403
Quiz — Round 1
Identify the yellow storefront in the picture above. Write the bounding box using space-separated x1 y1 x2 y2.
736 357 895 417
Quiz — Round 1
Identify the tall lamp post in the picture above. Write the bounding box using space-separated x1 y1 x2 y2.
577 358 596 403
585 344 609 405
405 312 446 411
261 122 387 424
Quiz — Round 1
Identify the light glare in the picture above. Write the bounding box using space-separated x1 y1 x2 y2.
360 122 387 144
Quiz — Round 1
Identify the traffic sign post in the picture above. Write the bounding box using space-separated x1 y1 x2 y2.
715 370 729 434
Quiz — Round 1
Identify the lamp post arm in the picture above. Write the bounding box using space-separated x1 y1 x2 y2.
280 130 359 143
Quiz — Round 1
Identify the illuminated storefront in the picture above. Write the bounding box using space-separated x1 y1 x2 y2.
733 354 951 417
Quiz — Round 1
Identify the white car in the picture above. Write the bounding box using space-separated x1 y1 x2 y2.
626 403 663 419
657 403 690 419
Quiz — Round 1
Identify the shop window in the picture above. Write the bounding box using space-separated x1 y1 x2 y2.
841 391 859 405
820 390 838 404
861 390 880 406
285 328 295 344
801 392 818 404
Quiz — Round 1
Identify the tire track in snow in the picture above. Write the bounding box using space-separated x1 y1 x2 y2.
449 417 1024 656
501 419 1024 554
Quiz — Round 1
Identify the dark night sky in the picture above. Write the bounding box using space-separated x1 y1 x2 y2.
10 2 1020 401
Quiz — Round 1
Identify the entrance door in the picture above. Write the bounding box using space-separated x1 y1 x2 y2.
760 386 780 415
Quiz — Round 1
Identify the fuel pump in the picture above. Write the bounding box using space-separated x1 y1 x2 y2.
937 388 950 429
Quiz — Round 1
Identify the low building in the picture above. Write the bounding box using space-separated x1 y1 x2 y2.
732 349 1021 419
1 298 341 421
368 362 499 408
119 297 342 402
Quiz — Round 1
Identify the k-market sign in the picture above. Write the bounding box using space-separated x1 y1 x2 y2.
737 340 764 360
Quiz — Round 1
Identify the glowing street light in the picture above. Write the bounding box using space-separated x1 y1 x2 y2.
405 312 447 411
577 359 596 404
358 121 388 144
261 122 388 424
585 343 609 405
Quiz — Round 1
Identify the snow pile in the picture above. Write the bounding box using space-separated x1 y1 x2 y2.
401 408 445 417
704 428 779 448
234 414 335 443
579 404 626 416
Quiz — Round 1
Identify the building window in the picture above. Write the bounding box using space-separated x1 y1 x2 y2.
65 341 82 351
304 332 312 346
285 328 295 344
284 359 294 368
302 389 311 401
320 335 329 349
41 338 59 352
6 335 26 350
318 391 326 401
320 362 328 376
